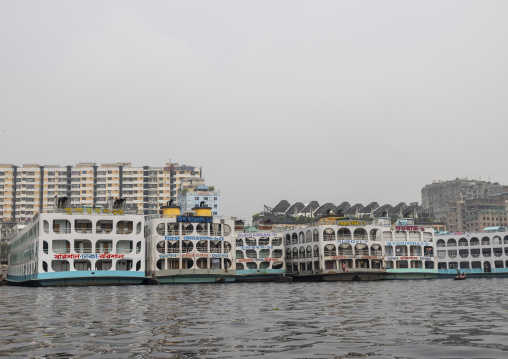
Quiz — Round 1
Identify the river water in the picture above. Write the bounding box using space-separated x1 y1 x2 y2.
1 279 508 358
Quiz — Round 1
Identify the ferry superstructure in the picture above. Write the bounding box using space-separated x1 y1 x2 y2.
145 202 236 283
7 207 146 286
283 216 386 281
436 228 508 277
235 230 285 282
381 218 438 279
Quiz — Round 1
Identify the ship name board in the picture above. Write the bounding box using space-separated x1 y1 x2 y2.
159 253 229 259
395 225 425 231
177 216 213 223
182 236 224 241
337 240 368 244
237 233 277 237
238 258 280 262
240 246 274 250
328 255 380 260
386 241 430 246
53 253 126 259
337 221 366 226
64 208 124 215
386 256 433 261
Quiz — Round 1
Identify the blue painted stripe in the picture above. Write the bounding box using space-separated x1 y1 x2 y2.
236 269 285 276
36 270 145 280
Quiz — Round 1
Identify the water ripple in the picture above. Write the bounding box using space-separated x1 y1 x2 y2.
1 279 508 358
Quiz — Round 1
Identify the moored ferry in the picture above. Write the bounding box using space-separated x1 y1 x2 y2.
283 214 386 281
145 201 236 284
234 224 285 282
436 227 508 278
7 204 146 286
381 218 437 279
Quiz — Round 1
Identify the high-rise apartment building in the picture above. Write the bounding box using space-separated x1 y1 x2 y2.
0 162 203 225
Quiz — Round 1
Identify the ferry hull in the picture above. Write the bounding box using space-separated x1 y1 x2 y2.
150 269 236 284
7 271 145 287
322 270 386 281
438 268 508 279
153 274 236 284
385 269 438 280
235 269 285 282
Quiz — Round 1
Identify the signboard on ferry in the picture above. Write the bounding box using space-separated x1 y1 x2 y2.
337 221 366 226
238 233 277 237
177 216 212 223
386 241 430 246
385 256 433 261
395 225 425 231
158 253 229 259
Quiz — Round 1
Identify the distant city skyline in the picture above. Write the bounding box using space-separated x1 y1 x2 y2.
2 1 508 221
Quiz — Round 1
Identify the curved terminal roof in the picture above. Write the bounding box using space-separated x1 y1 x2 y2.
301 201 320 216
315 203 337 216
272 200 291 214
287 202 305 216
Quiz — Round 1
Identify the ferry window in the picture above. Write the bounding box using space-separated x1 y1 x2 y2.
167 223 179 235
136 241 142 254
272 237 282 246
246 249 256 258
75 220 92 234
259 237 269 246
156 259 165 270
156 223 165 236
246 238 256 246
117 221 133 234
223 225 231 236
197 241 208 253
259 249 269 258
43 241 48 254
224 242 231 253
260 262 270 269
117 240 133 254
97 220 113 234
53 220 71 234
116 260 133 271
136 260 141 271
471 261 481 269
43 220 49 234
42 261 48 272
156 241 165 253
272 249 282 258
337 228 351 240
96 260 112 270
74 260 91 271
224 259 232 269
236 250 244 259
196 224 207 235
246 262 257 270
52 240 70 254
183 224 194 235
136 222 142 235
75 240 92 253
323 228 335 241
96 240 113 253
495 261 504 268
236 263 244 270
52 260 70 272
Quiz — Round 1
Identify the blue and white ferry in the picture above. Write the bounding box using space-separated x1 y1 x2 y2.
7 206 146 286
381 217 438 279
234 227 285 282
436 227 508 278
145 202 236 284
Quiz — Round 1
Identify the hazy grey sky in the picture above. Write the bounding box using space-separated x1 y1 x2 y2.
1 1 507 220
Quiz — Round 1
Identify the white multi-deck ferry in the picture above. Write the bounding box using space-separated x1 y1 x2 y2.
381 217 437 279
235 228 285 282
436 227 508 278
7 205 146 286
283 214 386 281
145 202 236 284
